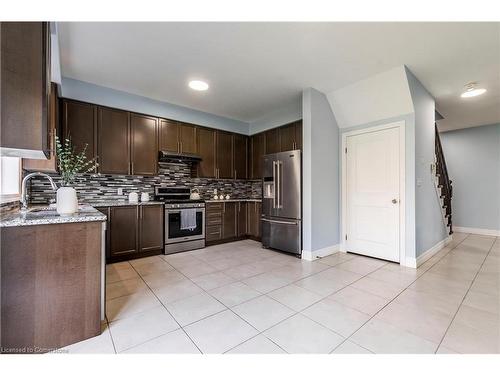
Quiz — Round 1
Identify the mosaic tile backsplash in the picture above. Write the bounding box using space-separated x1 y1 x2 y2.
28 163 263 205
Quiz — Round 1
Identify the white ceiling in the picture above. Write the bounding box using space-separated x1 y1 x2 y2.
58 22 500 131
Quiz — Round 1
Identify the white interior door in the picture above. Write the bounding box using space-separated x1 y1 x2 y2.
346 126 400 262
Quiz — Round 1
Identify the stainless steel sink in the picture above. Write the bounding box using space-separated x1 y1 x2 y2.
28 206 56 213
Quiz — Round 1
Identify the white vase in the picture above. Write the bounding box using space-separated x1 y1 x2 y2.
56 187 78 216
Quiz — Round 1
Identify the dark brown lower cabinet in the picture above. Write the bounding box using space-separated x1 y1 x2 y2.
248 201 262 240
105 204 164 262
206 202 223 243
222 202 237 240
139 205 164 252
109 206 138 258
206 201 261 245
1 221 102 353
237 202 248 237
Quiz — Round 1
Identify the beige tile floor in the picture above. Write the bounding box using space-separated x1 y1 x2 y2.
61 233 499 354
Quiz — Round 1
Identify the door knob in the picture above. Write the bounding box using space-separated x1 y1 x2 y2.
392 199 398 204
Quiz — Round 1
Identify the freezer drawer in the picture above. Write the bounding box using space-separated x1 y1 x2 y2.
261 217 301 255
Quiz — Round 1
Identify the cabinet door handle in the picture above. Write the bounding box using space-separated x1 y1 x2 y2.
180 141 183 153
234 169 237 180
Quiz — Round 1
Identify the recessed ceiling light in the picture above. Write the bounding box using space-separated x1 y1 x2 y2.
188 80 209 91
461 82 486 98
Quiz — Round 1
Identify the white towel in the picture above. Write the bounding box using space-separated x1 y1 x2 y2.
180 209 197 231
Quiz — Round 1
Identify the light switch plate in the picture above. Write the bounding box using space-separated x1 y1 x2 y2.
117 188 123 195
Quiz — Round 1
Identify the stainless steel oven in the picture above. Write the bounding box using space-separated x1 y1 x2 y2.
165 203 205 251
155 187 206 254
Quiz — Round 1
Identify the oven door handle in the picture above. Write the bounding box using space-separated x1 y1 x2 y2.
166 209 205 214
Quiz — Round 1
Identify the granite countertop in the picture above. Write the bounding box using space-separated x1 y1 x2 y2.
0 205 107 228
90 199 261 206
87 200 165 208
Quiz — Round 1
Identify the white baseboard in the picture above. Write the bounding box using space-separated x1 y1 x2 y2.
453 226 500 237
302 244 340 261
404 235 453 269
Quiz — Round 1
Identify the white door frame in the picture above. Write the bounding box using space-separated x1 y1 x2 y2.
341 121 406 264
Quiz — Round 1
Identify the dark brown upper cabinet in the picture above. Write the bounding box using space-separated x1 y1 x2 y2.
178 122 197 154
139 205 163 252
98 107 130 175
280 121 298 152
62 99 97 162
265 128 280 154
197 127 217 178
131 114 158 176
1 22 51 158
250 132 265 179
159 120 197 154
295 121 303 150
23 83 59 172
216 131 234 179
159 119 178 152
233 134 248 180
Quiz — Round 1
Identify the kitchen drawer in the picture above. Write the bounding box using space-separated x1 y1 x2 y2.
206 211 223 225
206 202 223 212
206 224 222 242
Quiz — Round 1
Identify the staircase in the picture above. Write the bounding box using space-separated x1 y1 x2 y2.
435 124 453 235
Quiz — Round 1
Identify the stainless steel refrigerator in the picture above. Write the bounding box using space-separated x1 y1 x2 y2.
261 150 302 255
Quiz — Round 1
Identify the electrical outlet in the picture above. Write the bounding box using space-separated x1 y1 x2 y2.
117 188 123 195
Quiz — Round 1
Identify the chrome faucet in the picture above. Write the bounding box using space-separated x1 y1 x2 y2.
20 172 58 211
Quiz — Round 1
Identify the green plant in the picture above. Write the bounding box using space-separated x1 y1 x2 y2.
55 136 99 186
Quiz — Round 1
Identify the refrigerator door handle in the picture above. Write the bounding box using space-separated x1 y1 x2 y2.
277 161 283 209
276 161 280 209
262 218 298 225
272 161 277 209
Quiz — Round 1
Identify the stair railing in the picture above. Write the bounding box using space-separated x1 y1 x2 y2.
435 124 453 234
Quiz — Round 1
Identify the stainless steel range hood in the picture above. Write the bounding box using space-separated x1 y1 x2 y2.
158 150 202 164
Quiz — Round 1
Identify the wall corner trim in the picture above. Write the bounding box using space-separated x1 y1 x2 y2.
454 227 500 237
301 244 340 261
404 235 453 269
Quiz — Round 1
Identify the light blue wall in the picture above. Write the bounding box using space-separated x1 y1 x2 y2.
339 113 417 260
61 78 250 135
249 98 302 135
302 88 340 253
405 69 448 256
440 123 500 231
